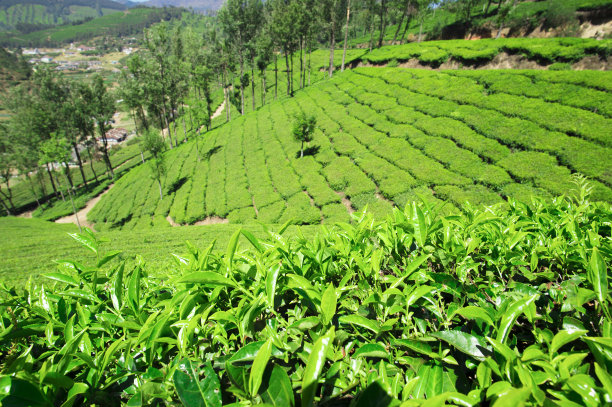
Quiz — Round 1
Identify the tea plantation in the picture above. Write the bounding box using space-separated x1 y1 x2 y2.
0 185 610 406
88 66 612 230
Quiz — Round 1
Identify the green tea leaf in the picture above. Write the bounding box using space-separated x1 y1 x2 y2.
173 359 221 407
589 247 608 310
176 272 236 287
0 377 48 407
68 231 97 255
110 264 124 312
226 229 241 270
320 284 337 326
496 295 538 344
241 229 264 253
249 337 273 397
260 365 294 407
353 343 389 359
451 306 495 327
42 273 79 287
549 329 588 356
301 327 335 407
430 331 491 361
266 264 281 308
353 380 394 407
594 363 612 396
128 267 140 316
339 314 380 334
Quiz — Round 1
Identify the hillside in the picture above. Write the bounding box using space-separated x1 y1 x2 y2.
143 0 223 12
87 65 612 230
0 6 184 46
0 0 127 31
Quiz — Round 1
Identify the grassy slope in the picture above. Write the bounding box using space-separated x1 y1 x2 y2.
0 216 319 287
0 7 164 45
88 65 612 230
0 3 124 31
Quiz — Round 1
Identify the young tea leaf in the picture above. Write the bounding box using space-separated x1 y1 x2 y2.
320 284 337 326
301 327 335 407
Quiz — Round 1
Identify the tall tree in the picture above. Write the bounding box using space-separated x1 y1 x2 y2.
341 0 352 71
320 0 348 78
89 74 116 179
142 129 167 200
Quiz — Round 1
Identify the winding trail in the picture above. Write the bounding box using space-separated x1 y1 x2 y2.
52 100 227 230
55 185 113 231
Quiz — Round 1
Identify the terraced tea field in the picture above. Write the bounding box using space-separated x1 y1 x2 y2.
88 67 612 230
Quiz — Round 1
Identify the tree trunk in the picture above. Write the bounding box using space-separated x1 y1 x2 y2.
400 15 412 44
67 185 81 232
485 0 493 15
37 168 47 197
99 125 114 179
392 0 410 44
368 9 376 52
496 22 504 38
158 179 163 200
86 146 98 182
239 56 245 115
46 163 58 197
328 23 336 78
285 51 291 96
182 114 187 143
223 67 230 122
52 169 65 201
378 0 387 48
341 0 351 71
73 143 87 189
63 162 74 190
0 194 12 216
261 72 266 105
26 173 41 208
301 141 304 158
251 65 255 111
0 183 15 214
274 53 278 100
160 101 174 149
418 20 424 42
308 46 311 85
290 50 294 95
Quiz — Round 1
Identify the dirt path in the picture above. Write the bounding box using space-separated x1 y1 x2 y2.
211 100 226 120
55 185 113 231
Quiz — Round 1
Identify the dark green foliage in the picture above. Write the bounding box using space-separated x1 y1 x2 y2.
1 188 610 405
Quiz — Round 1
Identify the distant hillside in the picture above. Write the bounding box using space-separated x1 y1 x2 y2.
0 6 184 47
143 0 223 12
0 46 30 92
0 0 128 31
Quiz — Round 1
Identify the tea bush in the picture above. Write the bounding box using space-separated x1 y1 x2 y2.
1 184 610 406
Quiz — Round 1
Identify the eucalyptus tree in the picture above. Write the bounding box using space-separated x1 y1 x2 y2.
319 0 348 78
89 74 116 179
255 31 273 106
0 124 17 215
144 22 176 147
268 0 298 96
219 0 263 115
142 129 167 200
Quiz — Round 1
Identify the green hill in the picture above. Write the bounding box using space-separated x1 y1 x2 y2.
0 6 183 46
87 66 612 230
0 0 127 32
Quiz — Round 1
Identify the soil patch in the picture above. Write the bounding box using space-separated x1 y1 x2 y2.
336 192 355 215
192 216 229 226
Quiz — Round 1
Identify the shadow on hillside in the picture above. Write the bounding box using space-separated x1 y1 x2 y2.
296 145 320 159
202 145 222 160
